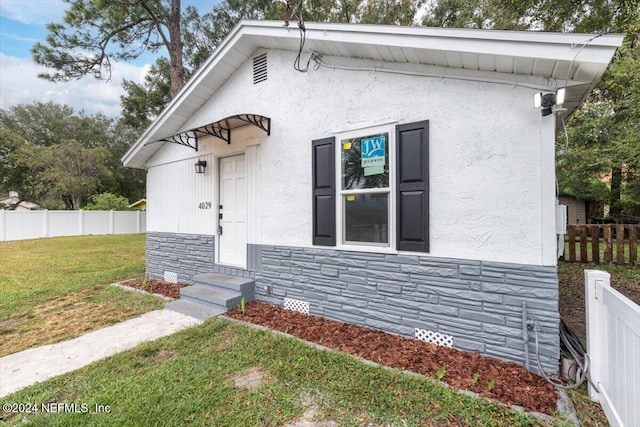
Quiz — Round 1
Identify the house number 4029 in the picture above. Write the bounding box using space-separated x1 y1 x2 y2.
198 202 212 209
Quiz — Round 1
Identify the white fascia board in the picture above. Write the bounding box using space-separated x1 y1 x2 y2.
249 20 624 62
245 19 623 47
305 27 623 67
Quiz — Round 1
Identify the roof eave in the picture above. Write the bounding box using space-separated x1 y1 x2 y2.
121 20 624 169
122 20 250 168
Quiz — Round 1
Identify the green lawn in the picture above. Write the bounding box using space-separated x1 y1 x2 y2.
0 319 564 427
559 259 640 283
1 234 609 425
0 234 162 355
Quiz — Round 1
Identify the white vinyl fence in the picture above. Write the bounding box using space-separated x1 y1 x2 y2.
585 269 640 427
0 210 146 242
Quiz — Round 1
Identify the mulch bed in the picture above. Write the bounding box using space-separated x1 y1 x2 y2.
119 278 189 299
121 280 560 414
227 301 559 415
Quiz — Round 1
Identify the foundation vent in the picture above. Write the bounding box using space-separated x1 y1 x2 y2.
253 53 267 84
164 271 178 284
284 297 309 315
415 328 453 348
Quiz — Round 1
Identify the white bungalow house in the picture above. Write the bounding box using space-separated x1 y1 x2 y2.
123 20 623 373
0 191 39 211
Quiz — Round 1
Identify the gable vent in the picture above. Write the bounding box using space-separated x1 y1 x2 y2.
253 53 267 84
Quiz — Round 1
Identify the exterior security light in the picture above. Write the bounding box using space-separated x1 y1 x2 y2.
195 160 207 174
533 89 566 116
556 87 566 105
534 92 543 109
540 94 555 116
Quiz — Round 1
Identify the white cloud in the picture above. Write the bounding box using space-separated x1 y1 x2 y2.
0 31 39 44
0 0 67 25
0 53 150 117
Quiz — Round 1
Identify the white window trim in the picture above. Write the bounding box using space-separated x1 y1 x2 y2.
335 123 397 251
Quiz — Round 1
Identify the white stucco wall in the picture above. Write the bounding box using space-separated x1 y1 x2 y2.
145 48 557 266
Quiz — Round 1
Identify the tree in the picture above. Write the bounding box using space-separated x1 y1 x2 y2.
422 0 628 32
32 0 186 97
0 102 114 148
120 57 172 130
84 192 131 210
106 121 148 202
119 1 283 125
555 3 640 221
1 102 146 208
0 102 114 203
18 139 111 210
0 127 24 196
558 34 640 221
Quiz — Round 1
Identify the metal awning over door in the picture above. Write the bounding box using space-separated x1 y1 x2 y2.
146 114 271 151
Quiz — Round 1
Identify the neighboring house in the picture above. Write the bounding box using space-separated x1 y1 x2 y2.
559 195 588 225
0 191 39 211
128 198 147 210
123 20 623 374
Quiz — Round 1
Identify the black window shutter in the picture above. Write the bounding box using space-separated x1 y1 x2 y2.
396 120 429 252
312 137 336 246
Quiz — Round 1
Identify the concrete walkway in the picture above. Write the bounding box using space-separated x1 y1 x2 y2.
0 309 201 397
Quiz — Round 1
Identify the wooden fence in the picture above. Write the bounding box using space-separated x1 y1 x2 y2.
564 224 639 266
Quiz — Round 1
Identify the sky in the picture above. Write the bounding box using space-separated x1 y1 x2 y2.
0 0 219 117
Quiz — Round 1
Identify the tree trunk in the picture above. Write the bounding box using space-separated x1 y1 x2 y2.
71 196 82 211
167 0 185 98
610 166 622 221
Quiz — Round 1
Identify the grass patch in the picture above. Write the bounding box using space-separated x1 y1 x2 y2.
0 234 161 355
0 286 163 356
0 320 564 426
558 260 640 283
558 261 640 317
565 387 609 427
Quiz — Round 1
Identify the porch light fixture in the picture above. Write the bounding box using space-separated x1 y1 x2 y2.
533 88 566 117
195 160 207 174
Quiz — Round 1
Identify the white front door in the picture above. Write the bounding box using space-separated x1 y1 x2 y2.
218 154 247 267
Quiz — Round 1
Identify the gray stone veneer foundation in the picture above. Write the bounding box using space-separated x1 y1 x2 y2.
251 245 560 374
145 233 559 374
146 232 215 284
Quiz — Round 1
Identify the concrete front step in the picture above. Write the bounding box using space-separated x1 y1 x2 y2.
166 273 255 319
165 299 226 320
193 273 254 293
181 285 243 309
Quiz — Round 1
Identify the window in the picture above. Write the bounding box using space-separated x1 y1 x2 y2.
344 193 388 243
312 120 429 252
340 132 390 246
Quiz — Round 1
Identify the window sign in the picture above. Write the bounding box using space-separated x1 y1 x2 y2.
364 165 385 176
341 133 389 190
361 135 386 169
